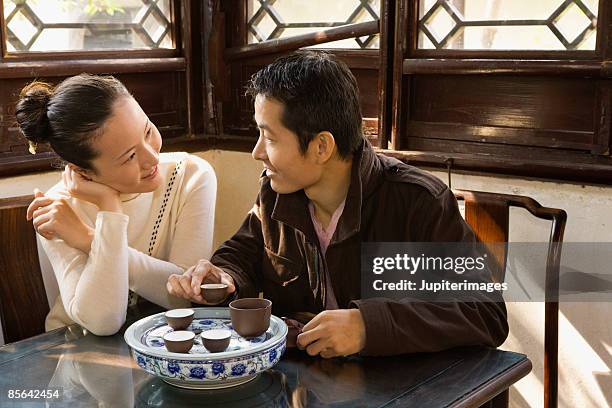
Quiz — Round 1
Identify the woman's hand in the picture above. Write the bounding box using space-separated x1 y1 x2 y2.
62 165 121 212
27 190 94 253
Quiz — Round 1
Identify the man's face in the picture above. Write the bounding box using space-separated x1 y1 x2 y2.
252 95 321 194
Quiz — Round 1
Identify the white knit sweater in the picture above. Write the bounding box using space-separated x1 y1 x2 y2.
42 152 217 335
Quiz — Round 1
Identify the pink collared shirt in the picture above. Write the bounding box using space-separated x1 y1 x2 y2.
308 199 346 310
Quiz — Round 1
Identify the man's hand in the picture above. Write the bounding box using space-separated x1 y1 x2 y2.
167 259 236 304
296 309 366 358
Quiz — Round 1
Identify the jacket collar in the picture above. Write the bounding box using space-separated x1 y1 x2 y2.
271 140 384 243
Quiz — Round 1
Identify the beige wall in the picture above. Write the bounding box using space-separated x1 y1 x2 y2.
193 150 262 249
1 149 610 407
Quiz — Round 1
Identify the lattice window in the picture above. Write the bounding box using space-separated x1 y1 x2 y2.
247 0 380 49
2 0 174 52
418 0 598 50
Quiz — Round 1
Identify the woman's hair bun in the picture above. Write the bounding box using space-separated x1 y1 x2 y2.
15 81 54 145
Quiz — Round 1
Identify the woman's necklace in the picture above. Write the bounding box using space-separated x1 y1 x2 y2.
121 193 142 203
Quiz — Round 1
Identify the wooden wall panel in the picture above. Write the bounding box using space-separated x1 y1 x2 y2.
410 75 595 133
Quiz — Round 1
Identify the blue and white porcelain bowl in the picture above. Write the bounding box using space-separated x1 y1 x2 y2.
124 307 288 389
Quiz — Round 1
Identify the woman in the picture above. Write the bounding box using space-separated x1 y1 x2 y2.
16 74 217 335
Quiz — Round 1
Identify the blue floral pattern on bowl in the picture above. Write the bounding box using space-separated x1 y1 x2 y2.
189 366 206 379
167 361 180 374
211 362 225 375
269 349 277 363
132 343 286 384
231 363 246 376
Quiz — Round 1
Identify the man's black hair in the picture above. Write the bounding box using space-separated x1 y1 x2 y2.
246 50 363 158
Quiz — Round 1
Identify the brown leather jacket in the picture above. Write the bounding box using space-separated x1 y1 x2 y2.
211 141 509 356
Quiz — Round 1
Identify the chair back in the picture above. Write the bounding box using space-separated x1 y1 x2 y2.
453 189 567 408
0 195 50 344
37 235 59 311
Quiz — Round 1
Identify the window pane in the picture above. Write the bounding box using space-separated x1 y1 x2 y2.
418 0 598 51
3 0 174 52
247 0 380 49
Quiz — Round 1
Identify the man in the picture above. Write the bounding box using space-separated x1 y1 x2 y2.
167 51 508 357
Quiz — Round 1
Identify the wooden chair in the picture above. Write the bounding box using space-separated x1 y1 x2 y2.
0 195 49 344
453 189 567 408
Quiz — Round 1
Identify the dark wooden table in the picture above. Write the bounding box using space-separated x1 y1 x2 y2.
0 304 531 407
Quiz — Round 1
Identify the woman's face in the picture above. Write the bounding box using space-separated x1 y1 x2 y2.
86 96 163 193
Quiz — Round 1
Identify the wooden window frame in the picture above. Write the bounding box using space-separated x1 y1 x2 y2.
215 0 612 185
206 0 383 152
0 0 181 59
4 0 610 184
0 0 207 177
386 0 612 185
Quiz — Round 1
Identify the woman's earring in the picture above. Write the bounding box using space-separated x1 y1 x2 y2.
28 141 38 155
